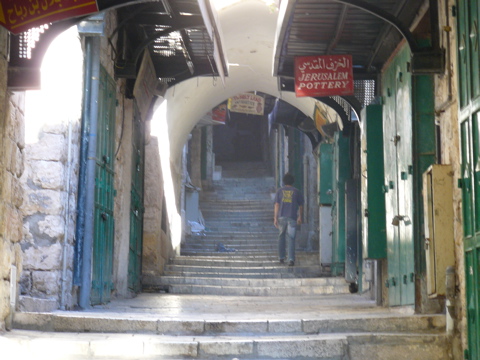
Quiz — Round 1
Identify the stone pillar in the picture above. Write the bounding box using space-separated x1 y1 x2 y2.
0 25 25 329
142 136 174 284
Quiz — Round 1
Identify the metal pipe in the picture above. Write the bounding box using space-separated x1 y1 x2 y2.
73 38 92 287
61 120 73 310
78 36 101 309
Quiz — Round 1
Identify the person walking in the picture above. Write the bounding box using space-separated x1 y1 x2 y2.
273 173 304 266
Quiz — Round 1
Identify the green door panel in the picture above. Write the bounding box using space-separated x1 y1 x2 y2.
91 66 116 305
462 120 474 237
331 132 351 276
288 128 304 193
363 105 387 259
319 143 334 205
382 46 415 306
457 1 480 357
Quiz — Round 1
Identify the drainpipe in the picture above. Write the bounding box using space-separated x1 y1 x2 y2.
78 35 100 309
60 120 73 310
76 14 105 309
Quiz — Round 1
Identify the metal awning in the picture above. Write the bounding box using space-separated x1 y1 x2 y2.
274 0 444 88
7 0 227 92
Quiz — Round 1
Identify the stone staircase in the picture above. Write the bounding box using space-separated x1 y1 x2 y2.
7 161 452 359
148 161 350 296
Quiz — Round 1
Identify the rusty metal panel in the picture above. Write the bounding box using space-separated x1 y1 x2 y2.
422 165 455 297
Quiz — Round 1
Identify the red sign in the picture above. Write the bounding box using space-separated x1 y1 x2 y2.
210 103 227 123
0 0 98 34
294 55 354 97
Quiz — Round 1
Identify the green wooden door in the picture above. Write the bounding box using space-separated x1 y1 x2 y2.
128 104 145 293
363 105 387 259
288 128 304 193
331 132 350 276
319 142 333 205
382 46 415 306
91 66 116 305
457 1 480 357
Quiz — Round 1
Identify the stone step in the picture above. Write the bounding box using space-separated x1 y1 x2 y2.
180 250 283 256
165 283 350 296
159 274 342 285
195 232 278 237
12 313 446 336
170 254 321 265
182 244 278 252
162 271 317 279
184 237 278 244
5 332 447 360
163 265 323 275
168 257 286 267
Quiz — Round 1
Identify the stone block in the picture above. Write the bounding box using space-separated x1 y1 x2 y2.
143 337 198 357
74 317 157 334
0 238 12 279
19 270 31 294
347 334 450 360
200 339 254 356
42 122 67 135
0 279 10 327
6 206 23 243
205 320 268 333
157 320 204 335
32 270 60 296
25 133 65 162
256 336 347 358
11 175 23 208
3 138 13 173
32 161 64 190
268 319 302 333
14 145 24 178
37 215 65 240
23 243 62 270
17 296 58 313
0 169 12 200
22 189 63 216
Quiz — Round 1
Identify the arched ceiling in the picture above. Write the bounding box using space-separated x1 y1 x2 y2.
6 0 443 163
164 0 324 161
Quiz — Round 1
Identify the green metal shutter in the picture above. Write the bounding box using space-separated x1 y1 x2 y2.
363 104 387 259
457 1 480 357
382 46 415 306
91 66 116 305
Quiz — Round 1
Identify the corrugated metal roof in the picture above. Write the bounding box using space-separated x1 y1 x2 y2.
274 0 426 79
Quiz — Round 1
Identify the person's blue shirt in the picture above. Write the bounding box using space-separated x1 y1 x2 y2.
274 185 304 220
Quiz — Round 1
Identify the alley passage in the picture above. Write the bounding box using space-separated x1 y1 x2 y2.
5 161 451 359
155 160 349 296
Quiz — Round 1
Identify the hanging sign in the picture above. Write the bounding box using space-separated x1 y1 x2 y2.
294 54 354 97
228 93 264 116
133 50 157 121
0 0 99 34
209 102 227 123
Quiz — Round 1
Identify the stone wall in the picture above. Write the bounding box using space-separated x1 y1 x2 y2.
19 26 83 312
0 27 25 329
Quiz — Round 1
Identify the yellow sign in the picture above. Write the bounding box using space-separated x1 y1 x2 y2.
228 93 264 116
